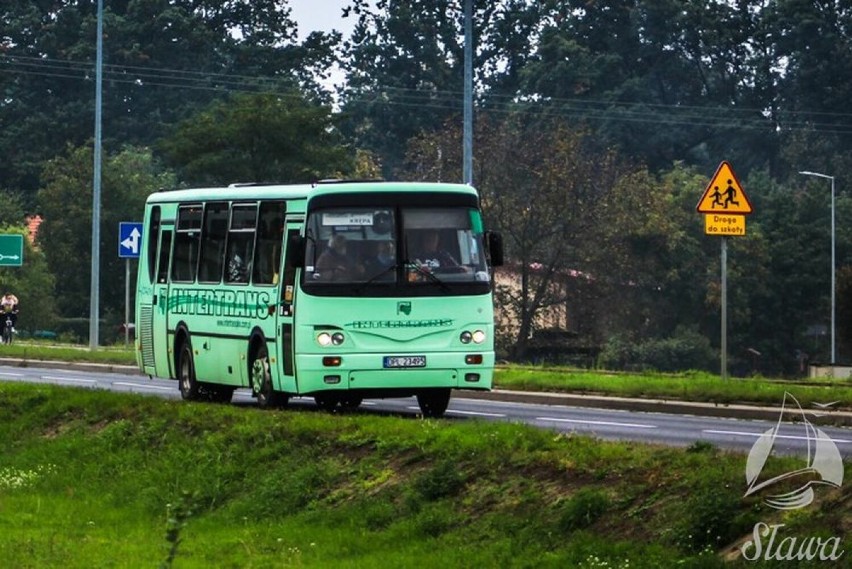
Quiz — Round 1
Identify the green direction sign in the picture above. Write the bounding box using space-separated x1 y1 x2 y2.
0 234 23 266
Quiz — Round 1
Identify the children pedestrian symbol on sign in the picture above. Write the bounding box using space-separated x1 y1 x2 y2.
711 186 724 207
723 179 740 209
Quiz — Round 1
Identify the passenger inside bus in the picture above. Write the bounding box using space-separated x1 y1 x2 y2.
316 234 362 281
227 240 251 283
360 240 396 281
366 240 395 271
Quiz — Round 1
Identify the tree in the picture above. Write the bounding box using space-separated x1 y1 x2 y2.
836 266 852 362
36 145 175 329
403 113 655 359
0 190 28 228
771 0 852 182
0 0 339 196
519 0 782 175
338 0 543 178
158 91 354 185
0 225 58 334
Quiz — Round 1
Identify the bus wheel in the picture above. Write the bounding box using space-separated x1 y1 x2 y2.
178 342 202 401
251 345 288 408
339 395 363 411
314 392 340 412
416 389 451 418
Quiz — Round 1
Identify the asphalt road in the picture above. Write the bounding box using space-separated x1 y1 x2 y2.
2 362 851 458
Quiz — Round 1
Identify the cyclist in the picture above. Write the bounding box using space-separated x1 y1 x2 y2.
1 291 18 333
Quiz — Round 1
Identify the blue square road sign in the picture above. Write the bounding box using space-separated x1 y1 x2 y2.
119 222 144 259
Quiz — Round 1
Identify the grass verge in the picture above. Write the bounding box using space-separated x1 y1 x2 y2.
495 366 852 410
0 341 135 365
0 383 848 567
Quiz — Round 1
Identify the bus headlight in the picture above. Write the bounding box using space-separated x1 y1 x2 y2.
317 332 332 346
331 332 345 345
460 330 486 344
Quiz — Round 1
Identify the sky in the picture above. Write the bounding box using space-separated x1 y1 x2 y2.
288 0 364 91
289 0 356 40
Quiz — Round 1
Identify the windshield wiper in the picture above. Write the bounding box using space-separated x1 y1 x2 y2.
351 264 399 295
405 262 450 292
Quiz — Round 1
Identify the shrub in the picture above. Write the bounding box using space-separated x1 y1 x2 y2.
558 488 610 532
599 327 715 372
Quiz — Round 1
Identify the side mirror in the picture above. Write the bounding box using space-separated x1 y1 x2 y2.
486 231 503 267
287 234 306 268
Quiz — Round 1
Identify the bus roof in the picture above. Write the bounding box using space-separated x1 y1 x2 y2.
144 181 478 205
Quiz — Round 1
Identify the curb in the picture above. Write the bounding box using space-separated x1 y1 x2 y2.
0 358 143 376
3 358 851 427
461 389 852 427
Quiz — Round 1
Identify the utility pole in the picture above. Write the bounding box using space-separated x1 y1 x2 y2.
463 0 473 185
89 0 103 349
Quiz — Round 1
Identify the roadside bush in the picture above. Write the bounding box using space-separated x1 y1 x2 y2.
599 327 715 372
412 460 466 502
558 488 610 532
674 482 757 553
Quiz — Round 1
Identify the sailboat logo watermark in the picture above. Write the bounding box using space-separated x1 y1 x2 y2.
740 392 845 562
744 392 843 510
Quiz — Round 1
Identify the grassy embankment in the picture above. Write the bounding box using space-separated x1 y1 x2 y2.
3 342 851 409
1 382 848 568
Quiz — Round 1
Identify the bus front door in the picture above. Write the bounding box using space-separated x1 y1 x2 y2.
152 228 173 379
275 223 301 394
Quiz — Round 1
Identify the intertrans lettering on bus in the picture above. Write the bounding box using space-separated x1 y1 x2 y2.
165 288 273 319
134 181 503 418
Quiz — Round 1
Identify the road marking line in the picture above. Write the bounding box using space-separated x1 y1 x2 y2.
114 382 174 391
702 429 852 444
447 409 506 418
0 372 24 377
536 417 658 429
43 376 97 385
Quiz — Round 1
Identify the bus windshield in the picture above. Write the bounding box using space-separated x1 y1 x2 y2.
303 206 492 291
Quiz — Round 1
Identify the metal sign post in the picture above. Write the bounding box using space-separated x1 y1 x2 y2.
697 162 752 379
125 258 130 345
721 237 727 380
119 222 143 346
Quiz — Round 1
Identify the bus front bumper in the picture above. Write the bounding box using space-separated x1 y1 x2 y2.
294 351 494 395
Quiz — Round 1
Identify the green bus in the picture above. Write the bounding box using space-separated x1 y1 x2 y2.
135 181 503 417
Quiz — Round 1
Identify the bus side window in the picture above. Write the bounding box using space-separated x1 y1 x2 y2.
253 201 286 285
225 203 257 284
198 202 228 283
146 206 161 282
172 204 202 283
156 230 172 284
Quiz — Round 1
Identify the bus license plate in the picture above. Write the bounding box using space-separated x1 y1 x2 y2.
383 355 426 368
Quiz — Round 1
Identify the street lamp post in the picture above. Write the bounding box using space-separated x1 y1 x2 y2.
799 170 836 365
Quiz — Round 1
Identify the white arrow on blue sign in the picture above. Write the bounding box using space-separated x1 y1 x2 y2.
119 222 144 258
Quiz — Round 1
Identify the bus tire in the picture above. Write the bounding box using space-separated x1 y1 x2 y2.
416 388 451 418
251 345 288 408
178 341 202 401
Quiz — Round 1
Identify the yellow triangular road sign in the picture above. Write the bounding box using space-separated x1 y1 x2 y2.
696 161 753 214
